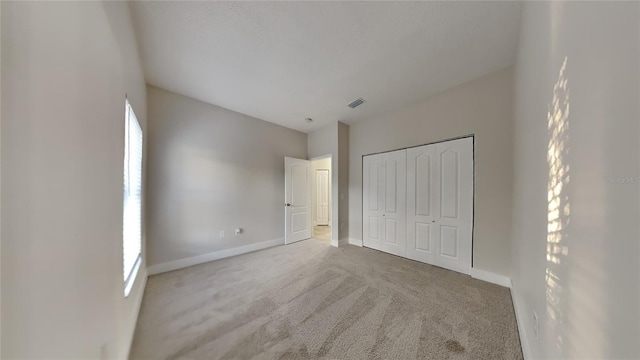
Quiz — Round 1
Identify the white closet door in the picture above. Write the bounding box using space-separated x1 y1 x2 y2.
380 150 407 257
435 137 473 274
406 144 438 264
363 150 406 257
363 154 384 251
406 137 473 274
365 137 472 275
407 137 473 273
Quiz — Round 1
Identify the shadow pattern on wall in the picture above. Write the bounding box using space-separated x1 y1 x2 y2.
546 56 571 356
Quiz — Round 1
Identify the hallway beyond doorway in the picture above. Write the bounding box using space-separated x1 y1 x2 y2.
312 225 331 242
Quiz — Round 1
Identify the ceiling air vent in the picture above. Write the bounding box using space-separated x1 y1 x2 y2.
347 98 366 109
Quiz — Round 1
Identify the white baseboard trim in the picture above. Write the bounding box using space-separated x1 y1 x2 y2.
471 269 529 358
147 238 285 275
347 238 363 247
510 285 532 360
470 267 511 288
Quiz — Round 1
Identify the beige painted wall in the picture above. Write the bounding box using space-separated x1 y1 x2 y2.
308 122 338 161
348 68 514 276
311 157 332 226
338 122 349 241
1 2 148 358
512 2 639 358
146 86 307 266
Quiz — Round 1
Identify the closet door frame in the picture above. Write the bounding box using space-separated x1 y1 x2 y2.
361 134 475 269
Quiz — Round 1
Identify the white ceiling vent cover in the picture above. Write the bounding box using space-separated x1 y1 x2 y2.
347 98 366 109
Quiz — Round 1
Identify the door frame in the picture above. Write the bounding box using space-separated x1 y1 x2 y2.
310 154 335 244
361 134 475 268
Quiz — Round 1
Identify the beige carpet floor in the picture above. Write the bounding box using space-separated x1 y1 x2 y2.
131 239 523 360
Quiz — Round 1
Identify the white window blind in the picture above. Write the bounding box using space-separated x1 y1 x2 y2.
123 99 143 297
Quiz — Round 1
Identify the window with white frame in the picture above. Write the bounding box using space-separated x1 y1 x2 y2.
123 99 143 297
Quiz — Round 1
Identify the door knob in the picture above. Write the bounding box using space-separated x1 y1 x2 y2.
285 203 291 207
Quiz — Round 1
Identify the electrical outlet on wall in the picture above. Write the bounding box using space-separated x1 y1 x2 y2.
533 311 539 340
219 230 225 238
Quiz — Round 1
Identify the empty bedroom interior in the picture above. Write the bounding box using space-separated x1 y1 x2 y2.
0 1 639 359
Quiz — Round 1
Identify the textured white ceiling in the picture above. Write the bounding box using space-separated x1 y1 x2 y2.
130 1 521 133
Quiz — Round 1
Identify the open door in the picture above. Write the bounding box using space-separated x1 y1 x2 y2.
285 157 311 244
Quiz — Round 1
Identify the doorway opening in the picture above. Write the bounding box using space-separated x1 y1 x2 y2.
311 155 332 243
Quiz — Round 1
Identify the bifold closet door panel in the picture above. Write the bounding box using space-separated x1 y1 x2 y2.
380 150 407 257
406 144 438 264
363 149 407 256
406 137 473 274
434 137 473 274
363 154 384 251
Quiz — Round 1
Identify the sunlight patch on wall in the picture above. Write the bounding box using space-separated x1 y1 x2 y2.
546 56 571 354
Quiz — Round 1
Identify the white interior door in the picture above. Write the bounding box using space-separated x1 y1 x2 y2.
363 150 406 257
363 154 384 251
316 169 329 226
380 150 407 257
406 137 473 274
285 157 311 244
434 137 473 274
406 143 438 265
